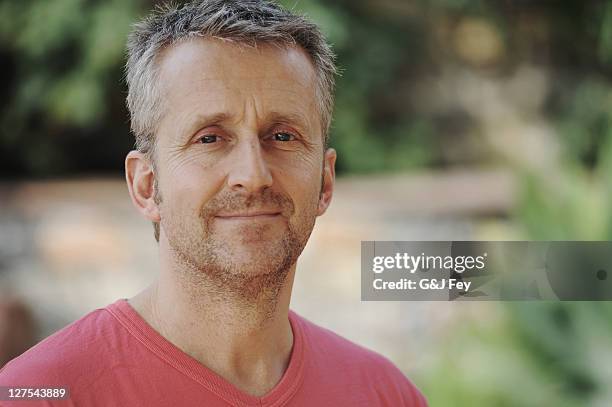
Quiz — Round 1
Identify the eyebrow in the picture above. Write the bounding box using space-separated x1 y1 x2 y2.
180 112 232 138
180 110 313 139
265 111 311 132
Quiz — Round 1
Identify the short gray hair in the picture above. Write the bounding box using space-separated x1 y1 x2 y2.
125 0 338 157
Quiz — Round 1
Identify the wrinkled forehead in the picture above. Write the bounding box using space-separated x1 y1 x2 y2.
154 37 320 129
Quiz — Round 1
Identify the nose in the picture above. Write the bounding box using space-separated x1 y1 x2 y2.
226 138 273 193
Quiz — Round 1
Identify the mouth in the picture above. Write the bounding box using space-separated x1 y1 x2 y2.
214 210 282 220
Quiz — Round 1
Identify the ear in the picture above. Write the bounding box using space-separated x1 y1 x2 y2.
317 148 336 216
125 150 161 223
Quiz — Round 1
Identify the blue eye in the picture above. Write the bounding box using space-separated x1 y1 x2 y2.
199 135 219 144
273 132 295 142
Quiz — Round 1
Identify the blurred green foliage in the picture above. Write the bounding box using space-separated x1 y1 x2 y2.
0 0 142 175
1 0 612 405
420 302 612 407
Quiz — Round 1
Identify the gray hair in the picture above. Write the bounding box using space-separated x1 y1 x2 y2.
125 0 338 242
125 0 338 158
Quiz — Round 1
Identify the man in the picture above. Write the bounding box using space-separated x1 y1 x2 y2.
0 1 428 405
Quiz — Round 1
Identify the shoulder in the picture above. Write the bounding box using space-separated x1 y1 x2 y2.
291 311 428 406
291 310 401 370
0 305 119 385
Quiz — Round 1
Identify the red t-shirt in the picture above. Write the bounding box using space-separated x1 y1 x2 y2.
0 299 428 406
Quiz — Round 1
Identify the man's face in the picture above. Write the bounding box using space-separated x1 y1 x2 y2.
151 38 335 300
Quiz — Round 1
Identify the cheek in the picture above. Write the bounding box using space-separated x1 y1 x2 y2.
162 159 224 216
274 163 322 210
270 148 322 181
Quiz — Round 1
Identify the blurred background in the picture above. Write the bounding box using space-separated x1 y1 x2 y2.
1 0 612 405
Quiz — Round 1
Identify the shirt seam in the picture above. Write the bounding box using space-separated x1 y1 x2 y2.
104 305 305 407
104 306 258 407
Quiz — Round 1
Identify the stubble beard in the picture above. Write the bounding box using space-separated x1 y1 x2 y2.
158 186 318 322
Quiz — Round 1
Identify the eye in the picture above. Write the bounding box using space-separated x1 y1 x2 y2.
198 134 220 144
272 132 296 142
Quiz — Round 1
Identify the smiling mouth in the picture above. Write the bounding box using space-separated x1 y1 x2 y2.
214 211 282 220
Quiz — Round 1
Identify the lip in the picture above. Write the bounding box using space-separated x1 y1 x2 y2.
215 211 282 219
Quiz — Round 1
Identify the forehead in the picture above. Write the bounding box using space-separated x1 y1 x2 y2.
155 37 320 135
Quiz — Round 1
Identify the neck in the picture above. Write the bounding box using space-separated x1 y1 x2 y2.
129 237 297 397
